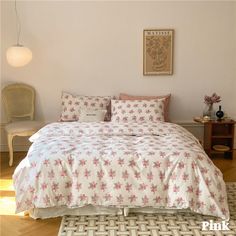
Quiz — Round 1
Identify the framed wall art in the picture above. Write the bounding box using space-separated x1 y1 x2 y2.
143 29 174 75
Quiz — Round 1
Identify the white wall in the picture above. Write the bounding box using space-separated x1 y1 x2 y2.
1 1 236 150
233 2 236 120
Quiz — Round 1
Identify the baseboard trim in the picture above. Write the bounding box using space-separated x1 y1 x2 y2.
0 144 31 152
175 121 203 127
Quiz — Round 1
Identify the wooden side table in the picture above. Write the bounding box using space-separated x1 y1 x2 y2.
194 118 235 159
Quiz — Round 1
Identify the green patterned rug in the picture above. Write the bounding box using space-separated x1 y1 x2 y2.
58 182 236 236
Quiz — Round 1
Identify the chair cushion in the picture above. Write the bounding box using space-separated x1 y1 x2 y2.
5 121 43 135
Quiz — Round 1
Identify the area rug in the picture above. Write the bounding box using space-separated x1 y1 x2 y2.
58 182 236 236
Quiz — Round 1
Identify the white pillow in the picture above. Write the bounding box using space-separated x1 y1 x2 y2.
111 99 165 123
79 109 107 122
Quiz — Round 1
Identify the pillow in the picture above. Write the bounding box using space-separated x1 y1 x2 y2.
111 99 165 123
60 92 111 121
79 109 107 122
119 93 171 121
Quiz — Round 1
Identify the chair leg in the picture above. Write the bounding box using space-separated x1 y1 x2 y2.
7 134 14 166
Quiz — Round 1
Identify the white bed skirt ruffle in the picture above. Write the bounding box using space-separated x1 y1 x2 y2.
28 205 190 219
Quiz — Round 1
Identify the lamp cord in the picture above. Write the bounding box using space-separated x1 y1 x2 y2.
14 0 21 45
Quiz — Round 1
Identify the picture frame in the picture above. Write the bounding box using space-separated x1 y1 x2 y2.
143 29 174 75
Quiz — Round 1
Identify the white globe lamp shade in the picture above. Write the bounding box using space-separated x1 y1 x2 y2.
6 45 32 67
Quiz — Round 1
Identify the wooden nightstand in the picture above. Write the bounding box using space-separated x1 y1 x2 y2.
194 118 235 159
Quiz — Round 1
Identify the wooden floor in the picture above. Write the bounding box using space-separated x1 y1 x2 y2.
0 151 236 236
0 152 61 236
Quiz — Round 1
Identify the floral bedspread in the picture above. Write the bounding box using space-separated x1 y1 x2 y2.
13 122 229 219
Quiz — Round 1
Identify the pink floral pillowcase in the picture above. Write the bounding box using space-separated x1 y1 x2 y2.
119 93 171 122
60 92 112 121
111 99 165 123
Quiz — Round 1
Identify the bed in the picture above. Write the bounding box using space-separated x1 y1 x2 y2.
13 121 229 220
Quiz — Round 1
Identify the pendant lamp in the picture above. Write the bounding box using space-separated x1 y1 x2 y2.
6 0 32 67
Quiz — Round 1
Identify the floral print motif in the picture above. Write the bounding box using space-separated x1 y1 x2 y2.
111 100 165 123
119 93 171 122
60 92 111 121
13 122 229 220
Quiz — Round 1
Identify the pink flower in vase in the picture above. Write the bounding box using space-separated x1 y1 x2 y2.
204 93 221 106
203 93 221 119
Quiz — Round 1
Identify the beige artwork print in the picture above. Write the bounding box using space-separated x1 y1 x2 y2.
144 30 173 75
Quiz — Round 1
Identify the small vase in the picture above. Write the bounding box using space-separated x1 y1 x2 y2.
216 105 224 120
203 104 215 120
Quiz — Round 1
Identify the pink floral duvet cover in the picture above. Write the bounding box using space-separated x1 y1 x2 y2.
13 122 229 219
